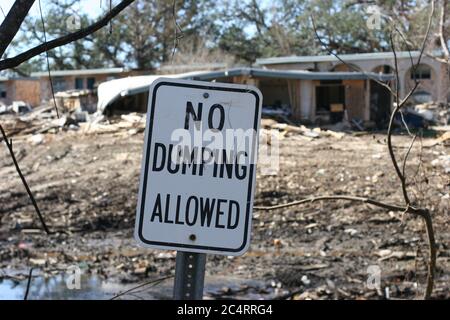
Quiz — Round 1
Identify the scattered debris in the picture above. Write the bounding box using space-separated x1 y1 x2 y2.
0 110 448 300
395 108 430 129
415 102 450 125
0 101 32 115
431 155 450 173
55 90 97 114
261 118 345 140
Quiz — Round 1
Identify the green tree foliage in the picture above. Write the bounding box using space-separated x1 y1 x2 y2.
11 0 437 71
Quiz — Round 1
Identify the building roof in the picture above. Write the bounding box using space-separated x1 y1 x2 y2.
97 67 393 114
256 51 424 65
159 63 228 72
0 76 38 81
192 67 393 81
30 67 128 77
0 70 35 81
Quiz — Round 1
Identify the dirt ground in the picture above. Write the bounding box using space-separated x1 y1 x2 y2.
0 121 448 299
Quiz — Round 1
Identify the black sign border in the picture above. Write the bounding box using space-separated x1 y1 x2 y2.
137 81 260 253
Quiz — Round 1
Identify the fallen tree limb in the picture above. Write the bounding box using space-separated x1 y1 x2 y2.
254 195 436 299
0 124 50 234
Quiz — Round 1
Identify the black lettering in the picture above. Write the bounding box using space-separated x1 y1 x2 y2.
181 146 198 175
219 150 234 179
152 143 166 172
150 194 163 223
235 151 247 180
184 101 202 129
175 195 184 225
167 144 180 174
215 199 226 228
208 104 225 130
199 197 216 227
163 194 173 223
185 196 198 226
227 200 240 229
213 162 218 177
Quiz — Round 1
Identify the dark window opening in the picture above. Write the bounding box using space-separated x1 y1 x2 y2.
53 77 66 92
316 85 345 123
411 64 431 80
75 78 84 89
87 77 96 89
0 83 7 98
320 79 342 85
0 90 6 98
370 80 391 128
373 65 393 74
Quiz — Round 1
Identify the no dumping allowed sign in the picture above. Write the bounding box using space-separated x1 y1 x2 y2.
135 78 262 256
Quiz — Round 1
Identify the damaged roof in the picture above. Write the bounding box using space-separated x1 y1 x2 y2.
31 67 128 77
255 51 424 65
190 67 394 81
97 67 394 114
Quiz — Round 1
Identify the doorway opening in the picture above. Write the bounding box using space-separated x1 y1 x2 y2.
370 80 391 128
316 81 345 124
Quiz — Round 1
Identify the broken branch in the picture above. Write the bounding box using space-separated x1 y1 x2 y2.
0 0 135 71
0 124 50 234
0 0 35 57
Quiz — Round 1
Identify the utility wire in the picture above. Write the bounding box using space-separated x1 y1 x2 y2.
38 0 59 118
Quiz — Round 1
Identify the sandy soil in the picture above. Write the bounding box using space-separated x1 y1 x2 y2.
0 124 448 299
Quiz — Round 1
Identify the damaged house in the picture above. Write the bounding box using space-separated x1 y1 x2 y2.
0 75 40 108
30 68 147 113
256 51 449 105
31 67 135 102
98 67 393 127
98 51 450 128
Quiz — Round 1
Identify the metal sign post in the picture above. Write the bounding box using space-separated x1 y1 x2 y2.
173 251 206 300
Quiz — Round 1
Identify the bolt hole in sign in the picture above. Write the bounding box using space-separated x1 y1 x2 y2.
135 78 262 256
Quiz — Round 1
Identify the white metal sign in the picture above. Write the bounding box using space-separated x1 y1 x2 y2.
135 78 262 256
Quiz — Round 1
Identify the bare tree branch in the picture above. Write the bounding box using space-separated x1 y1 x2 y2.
254 196 436 298
438 0 450 84
0 124 50 234
23 268 33 300
421 210 437 299
310 14 394 94
386 1 435 206
0 0 35 57
292 2 437 300
255 195 417 214
37 0 59 118
402 134 418 179
0 0 135 71
110 275 173 300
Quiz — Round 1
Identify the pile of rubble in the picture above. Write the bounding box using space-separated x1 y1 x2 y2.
261 118 346 140
0 101 32 115
1 102 347 142
0 103 146 139
414 102 450 126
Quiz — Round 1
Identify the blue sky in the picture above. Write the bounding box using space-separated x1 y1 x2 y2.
1 0 104 21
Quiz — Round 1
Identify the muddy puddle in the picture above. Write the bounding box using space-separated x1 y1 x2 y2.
0 273 281 300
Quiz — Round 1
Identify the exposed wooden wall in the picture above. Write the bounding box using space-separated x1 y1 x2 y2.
14 80 40 107
343 79 367 121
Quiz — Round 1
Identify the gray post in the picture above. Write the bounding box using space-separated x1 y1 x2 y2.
173 251 206 300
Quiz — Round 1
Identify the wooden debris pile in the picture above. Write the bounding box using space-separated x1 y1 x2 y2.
261 118 346 140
